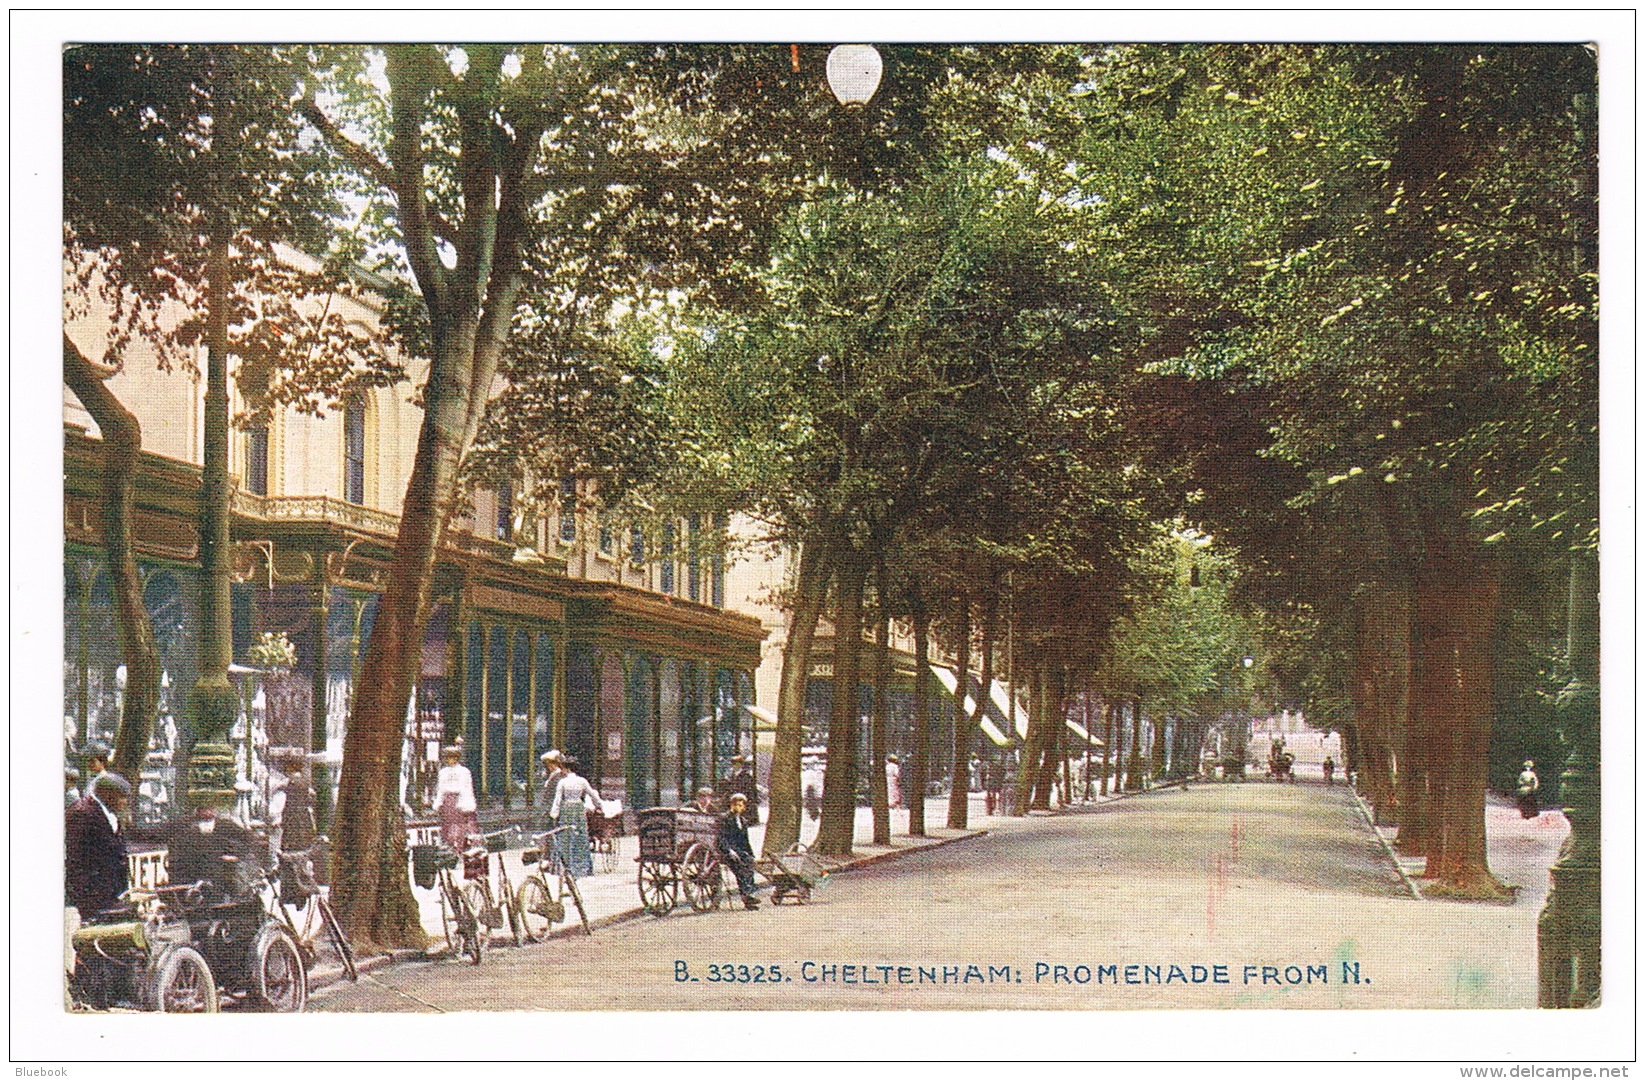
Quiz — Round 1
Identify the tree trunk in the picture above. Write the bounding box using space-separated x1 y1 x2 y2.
63 337 162 783
763 537 834 857
906 588 931 838
184 240 241 811
868 565 891 846
949 584 996 830
1357 583 1409 826
813 551 868 856
1099 699 1115 795
1033 666 1062 808
1412 541 1509 898
947 589 967 825
1538 553 1601 1007
1125 696 1145 792
331 337 481 950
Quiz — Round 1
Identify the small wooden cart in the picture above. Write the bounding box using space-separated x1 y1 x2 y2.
635 807 724 916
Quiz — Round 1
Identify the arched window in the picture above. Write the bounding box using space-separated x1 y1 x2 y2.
495 481 513 541
246 423 270 496
343 394 366 505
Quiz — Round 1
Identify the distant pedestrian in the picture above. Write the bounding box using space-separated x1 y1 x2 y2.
82 742 111 794
65 767 81 809
725 755 760 825
717 793 761 910
540 750 567 828
1322 756 1335 786
549 757 601 879
434 745 480 863
885 755 902 809
690 786 716 813
1517 760 1541 819
983 759 1004 815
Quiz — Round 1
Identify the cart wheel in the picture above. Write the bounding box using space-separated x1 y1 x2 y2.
147 946 219 1013
250 924 308 1012
463 881 500 948
637 860 677 916
681 843 719 913
516 877 554 942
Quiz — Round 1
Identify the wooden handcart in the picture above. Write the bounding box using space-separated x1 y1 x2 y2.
635 807 725 916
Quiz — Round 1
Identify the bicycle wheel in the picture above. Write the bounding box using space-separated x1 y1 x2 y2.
315 896 359 982
497 874 523 947
562 872 592 936
147 946 219 1013
250 923 308 1012
463 881 500 949
516 876 554 943
457 891 485 966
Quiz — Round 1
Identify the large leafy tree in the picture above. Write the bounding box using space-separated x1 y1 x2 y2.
300 43 889 946
64 44 364 787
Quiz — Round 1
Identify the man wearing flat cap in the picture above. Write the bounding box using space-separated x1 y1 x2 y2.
65 770 132 918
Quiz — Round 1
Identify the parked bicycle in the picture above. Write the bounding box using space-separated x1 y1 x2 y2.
411 841 483 964
462 827 523 949
265 843 358 984
517 826 592 940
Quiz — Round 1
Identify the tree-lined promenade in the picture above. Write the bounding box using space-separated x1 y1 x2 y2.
64 43 1598 1005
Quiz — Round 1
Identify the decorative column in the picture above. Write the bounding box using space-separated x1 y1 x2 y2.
1538 554 1600 1008
308 577 333 832
552 632 568 750
524 631 538 809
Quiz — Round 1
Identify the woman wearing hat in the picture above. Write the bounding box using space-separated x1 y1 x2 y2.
548 756 601 879
434 745 480 858
1516 760 1541 819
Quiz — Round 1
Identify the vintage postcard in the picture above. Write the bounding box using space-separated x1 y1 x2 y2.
15 8 1635 1072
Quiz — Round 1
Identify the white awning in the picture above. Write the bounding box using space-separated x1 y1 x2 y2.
1065 719 1103 747
990 681 1030 739
930 665 1098 747
930 666 1017 746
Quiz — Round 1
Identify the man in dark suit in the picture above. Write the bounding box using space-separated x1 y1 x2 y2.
717 793 761 910
65 771 132 919
725 755 760 825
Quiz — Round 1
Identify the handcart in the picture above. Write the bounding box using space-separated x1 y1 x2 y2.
755 843 826 905
635 806 724 915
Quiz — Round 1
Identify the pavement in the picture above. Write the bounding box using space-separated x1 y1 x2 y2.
308 779 1567 1011
306 793 1005 988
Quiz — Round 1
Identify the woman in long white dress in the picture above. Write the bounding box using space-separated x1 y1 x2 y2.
549 758 601 878
434 744 479 857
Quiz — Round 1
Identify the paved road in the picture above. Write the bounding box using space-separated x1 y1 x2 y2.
311 782 1547 1011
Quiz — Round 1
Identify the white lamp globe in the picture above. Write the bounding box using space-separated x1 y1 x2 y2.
826 44 883 107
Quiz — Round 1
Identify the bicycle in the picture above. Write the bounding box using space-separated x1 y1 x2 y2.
266 844 358 983
516 827 592 940
461 827 522 949
412 842 484 965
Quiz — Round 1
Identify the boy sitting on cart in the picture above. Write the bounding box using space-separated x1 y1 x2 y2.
717 793 762 910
